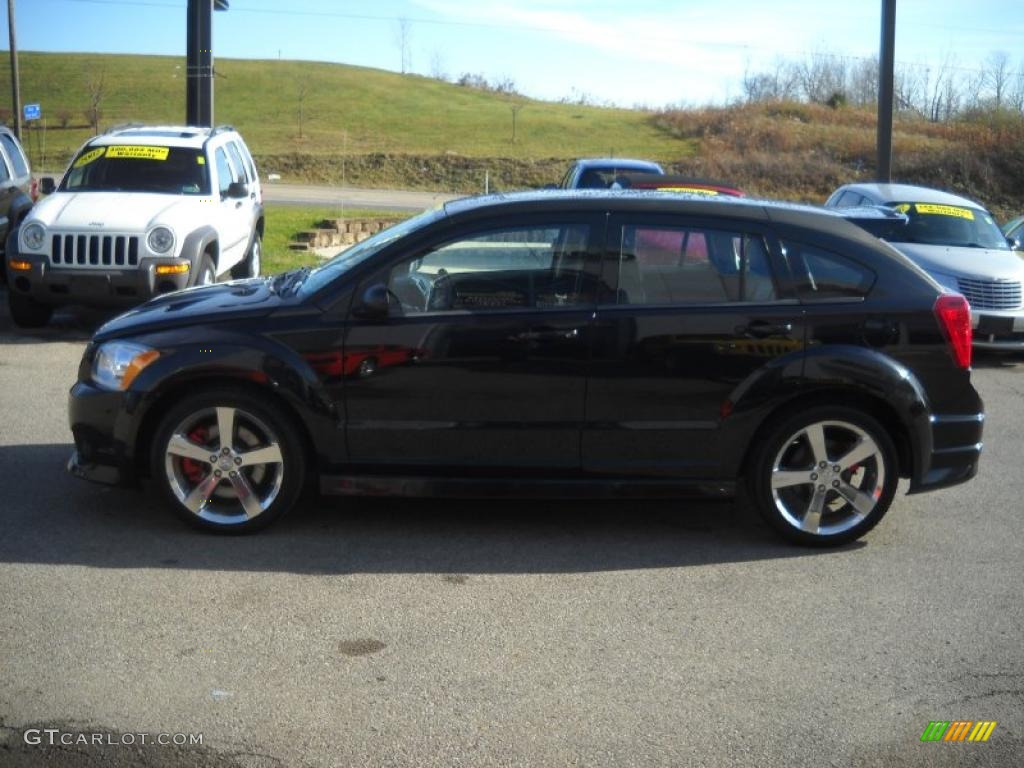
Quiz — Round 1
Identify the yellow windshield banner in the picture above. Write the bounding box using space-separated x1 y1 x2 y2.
105 145 170 161
660 187 718 195
913 203 974 220
73 147 106 168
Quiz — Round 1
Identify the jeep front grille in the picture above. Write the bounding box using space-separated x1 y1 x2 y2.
956 277 1022 310
50 234 139 268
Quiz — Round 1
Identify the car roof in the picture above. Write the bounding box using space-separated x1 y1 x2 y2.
573 158 664 172
839 182 983 209
86 125 240 149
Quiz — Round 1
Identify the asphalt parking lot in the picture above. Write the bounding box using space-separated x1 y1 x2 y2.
0 289 1021 767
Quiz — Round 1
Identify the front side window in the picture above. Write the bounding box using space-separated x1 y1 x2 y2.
611 224 778 305
0 133 29 177
386 224 592 314
215 148 237 196
783 241 876 299
62 144 210 195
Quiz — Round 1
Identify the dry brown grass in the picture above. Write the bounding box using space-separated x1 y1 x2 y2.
652 101 1024 219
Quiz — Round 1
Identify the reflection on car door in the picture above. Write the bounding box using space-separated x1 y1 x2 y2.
583 214 805 478
343 214 602 473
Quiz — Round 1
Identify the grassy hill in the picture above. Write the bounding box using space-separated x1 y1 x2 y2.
7 52 1024 218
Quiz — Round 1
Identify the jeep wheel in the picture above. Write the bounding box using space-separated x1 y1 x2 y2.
749 406 898 547
194 255 216 286
231 231 261 279
8 291 53 328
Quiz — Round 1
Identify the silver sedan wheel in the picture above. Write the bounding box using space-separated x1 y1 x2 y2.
163 406 285 526
769 420 886 537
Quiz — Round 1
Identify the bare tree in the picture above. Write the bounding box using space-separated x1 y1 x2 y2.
394 18 412 75
796 52 847 104
981 51 1013 108
84 68 105 133
741 57 800 103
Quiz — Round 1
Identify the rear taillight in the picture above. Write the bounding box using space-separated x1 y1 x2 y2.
934 293 972 369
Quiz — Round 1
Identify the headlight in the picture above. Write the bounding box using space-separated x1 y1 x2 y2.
147 226 175 254
21 222 45 251
92 342 160 391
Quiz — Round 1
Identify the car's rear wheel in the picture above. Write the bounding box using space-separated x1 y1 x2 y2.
749 406 898 546
8 291 53 328
151 390 305 532
231 231 261 279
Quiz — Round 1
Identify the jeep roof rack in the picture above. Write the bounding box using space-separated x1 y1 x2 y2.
104 122 146 134
209 124 236 137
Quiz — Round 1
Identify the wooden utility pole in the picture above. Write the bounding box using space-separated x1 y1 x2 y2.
7 0 22 139
877 0 896 182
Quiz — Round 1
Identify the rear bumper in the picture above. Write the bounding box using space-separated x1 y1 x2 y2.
908 412 984 494
6 252 192 307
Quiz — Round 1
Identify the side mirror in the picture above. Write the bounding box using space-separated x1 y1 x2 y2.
1008 236 1023 251
352 283 390 319
226 181 249 199
40 177 56 195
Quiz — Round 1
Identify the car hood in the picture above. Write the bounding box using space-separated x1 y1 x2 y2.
94 278 296 341
28 192 201 232
889 242 1024 281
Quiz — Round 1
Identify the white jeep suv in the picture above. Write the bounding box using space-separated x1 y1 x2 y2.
6 124 263 327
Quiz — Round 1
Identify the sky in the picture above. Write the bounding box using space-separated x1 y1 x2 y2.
4 0 1024 108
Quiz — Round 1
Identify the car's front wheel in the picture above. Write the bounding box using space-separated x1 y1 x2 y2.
151 390 306 532
749 406 898 546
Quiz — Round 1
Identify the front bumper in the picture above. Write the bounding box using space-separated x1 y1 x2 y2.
971 309 1024 350
67 380 140 487
6 252 192 307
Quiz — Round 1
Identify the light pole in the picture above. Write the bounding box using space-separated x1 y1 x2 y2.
877 0 896 182
7 0 22 140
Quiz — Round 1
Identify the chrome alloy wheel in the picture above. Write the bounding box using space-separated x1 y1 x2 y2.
769 420 886 537
163 406 284 526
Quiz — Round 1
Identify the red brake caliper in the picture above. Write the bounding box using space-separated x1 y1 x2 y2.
180 426 210 484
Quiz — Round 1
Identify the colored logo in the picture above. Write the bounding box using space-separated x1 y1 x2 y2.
920 721 997 742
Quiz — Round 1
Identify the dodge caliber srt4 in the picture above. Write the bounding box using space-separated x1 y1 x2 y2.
68 191 984 546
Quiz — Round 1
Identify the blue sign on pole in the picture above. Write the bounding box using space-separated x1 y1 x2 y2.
23 103 41 121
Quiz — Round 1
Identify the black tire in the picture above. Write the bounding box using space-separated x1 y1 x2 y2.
8 291 53 328
150 388 306 533
1 227 16 287
193 254 217 286
231 230 262 279
748 405 898 547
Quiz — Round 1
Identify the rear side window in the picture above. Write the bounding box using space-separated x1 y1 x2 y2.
783 241 876 299
834 190 865 208
610 224 778 305
0 152 9 183
0 133 29 177
226 141 251 183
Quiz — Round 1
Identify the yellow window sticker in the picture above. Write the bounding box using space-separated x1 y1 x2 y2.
660 187 718 195
196 156 205 165
914 203 974 220
894 203 912 214
105 145 170 161
73 147 106 168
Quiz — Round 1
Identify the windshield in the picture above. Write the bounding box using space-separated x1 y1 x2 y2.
62 144 210 195
886 202 1008 250
298 208 446 295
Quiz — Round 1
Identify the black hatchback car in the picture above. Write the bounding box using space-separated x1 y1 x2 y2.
68 191 983 545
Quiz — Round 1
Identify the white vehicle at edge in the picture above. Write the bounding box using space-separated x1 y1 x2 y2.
5 124 263 328
826 182 1024 351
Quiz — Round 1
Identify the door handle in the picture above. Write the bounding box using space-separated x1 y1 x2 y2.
736 321 793 338
235 201 243 209
512 328 580 342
